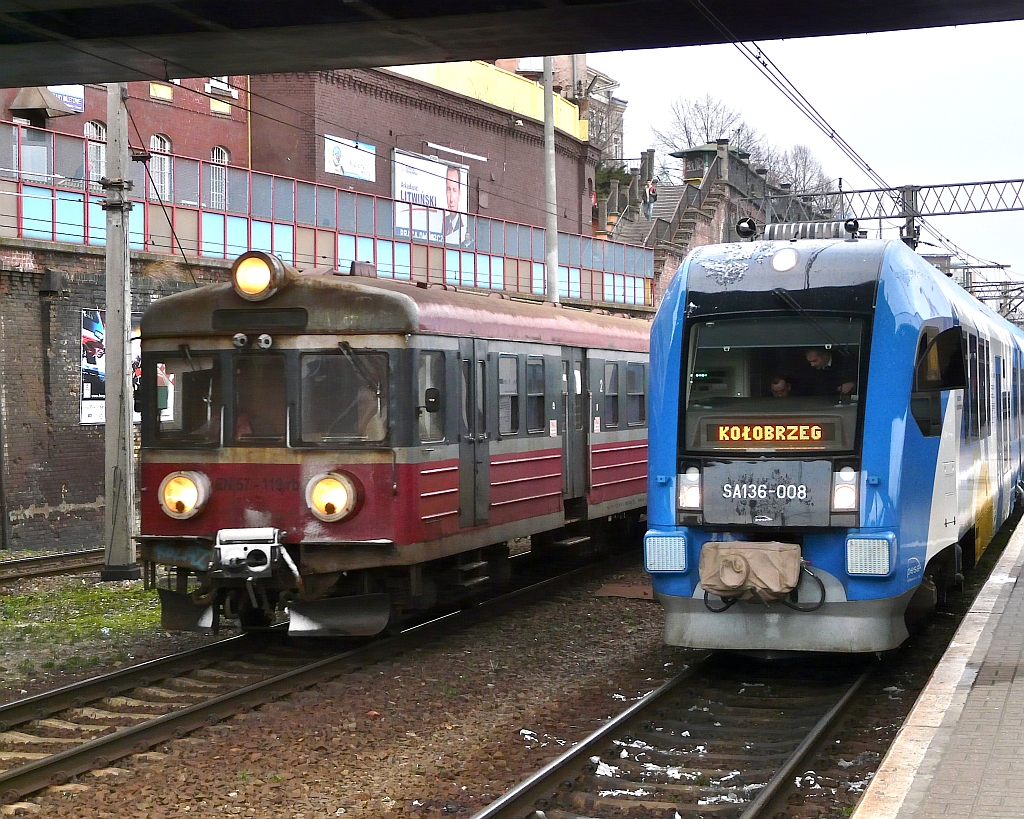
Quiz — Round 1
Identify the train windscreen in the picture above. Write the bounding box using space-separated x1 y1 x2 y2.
300 352 389 443
683 316 864 452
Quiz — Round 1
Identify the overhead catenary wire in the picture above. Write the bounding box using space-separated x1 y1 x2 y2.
686 0 1009 274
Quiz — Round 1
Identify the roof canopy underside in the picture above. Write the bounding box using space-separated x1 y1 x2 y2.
1 0 1021 87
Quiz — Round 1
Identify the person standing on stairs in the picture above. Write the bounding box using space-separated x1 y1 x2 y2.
642 178 658 220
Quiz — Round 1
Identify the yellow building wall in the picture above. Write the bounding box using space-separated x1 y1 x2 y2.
387 62 589 142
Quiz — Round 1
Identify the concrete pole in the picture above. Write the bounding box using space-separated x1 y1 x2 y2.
543 56 560 305
101 82 140 581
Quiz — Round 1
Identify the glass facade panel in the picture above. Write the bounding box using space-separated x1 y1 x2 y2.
272 177 294 222
296 182 316 225
251 174 272 219
338 191 356 232
316 185 336 228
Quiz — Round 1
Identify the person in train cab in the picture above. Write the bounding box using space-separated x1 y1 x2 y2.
234 360 286 441
803 347 856 397
769 374 792 397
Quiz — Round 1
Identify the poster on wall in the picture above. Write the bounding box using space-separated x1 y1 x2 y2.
324 135 376 182
80 309 142 425
392 149 471 247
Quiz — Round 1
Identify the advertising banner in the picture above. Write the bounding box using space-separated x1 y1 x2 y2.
324 135 376 182
392 149 470 247
47 85 85 113
80 309 142 425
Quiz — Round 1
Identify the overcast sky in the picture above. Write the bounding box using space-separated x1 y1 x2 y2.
590 20 1024 284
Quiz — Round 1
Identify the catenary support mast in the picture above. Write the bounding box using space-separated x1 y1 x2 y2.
101 81 140 581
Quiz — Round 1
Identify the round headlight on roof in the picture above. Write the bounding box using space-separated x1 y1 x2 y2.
306 472 361 522
159 471 211 519
771 247 800 272
231 251 286 301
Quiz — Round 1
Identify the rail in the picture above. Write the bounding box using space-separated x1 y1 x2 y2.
0 120 654 308
0 548 106 583
471 655 870 819
0 552 633 804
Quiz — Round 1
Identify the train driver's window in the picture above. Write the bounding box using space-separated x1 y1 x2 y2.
418 351 445 442
604 362 619 427
526 357 545 432
299 351 388 443
499 355 520 435
156 355 222 445
235 355 287 444
626 363 646 425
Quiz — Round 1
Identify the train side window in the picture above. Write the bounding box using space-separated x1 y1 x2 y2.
418 351 445 443
461 360 471 432
980 338 990 438
498 355 520 435
299 351 388 443
526 357 545 432
604 362 619 427
626 362 646 425
967 333 979 440
155 354 222 445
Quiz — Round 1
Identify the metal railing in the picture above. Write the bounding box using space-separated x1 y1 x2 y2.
0 120 655 307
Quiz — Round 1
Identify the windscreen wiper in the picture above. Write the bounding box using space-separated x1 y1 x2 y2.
338 341 380 393
771 287 849 352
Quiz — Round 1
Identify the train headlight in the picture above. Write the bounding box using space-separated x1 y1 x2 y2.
832 467 859 511
231 251 286 301
678 467 702 510
159 471 211 519
306 472 359 522
771 247 800 272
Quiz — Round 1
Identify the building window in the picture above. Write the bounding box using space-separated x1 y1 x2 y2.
149 83 174 102
209 146 229 210
526 357 545 433
85 120 106 183
518 57 543 72
149 134 172 201
499 355 519 435
205 76 239 99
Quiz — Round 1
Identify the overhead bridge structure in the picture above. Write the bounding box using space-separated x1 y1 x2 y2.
2 0 1024 87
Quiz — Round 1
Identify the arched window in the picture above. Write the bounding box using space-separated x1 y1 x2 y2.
149 134 172 201
207 146 230 210
85 120 106 183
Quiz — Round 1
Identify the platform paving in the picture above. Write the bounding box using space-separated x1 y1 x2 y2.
852 519 1024 819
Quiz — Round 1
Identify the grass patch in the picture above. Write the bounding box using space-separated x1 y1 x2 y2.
0 580 160 644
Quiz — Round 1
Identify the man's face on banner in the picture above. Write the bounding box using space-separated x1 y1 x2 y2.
446 167 460 212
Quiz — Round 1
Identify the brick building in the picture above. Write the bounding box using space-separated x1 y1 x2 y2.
0 80 249 173
249 64 599 235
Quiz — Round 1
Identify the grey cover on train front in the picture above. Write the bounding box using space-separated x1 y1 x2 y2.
702 460 831 527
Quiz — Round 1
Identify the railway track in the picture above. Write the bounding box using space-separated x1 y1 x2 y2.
0 549 107 583
472 654 871 819
0 553 628 804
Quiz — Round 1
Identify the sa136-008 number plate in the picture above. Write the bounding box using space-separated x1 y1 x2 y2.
702 460 831 527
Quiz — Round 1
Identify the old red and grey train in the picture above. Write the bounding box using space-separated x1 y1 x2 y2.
138 251 650 635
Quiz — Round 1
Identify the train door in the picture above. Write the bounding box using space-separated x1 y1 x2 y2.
458 338 490 527
561 347 587 500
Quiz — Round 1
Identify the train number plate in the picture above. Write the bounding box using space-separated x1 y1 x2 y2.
702 460 831 527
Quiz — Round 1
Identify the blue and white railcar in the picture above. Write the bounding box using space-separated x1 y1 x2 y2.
645 235 1024 653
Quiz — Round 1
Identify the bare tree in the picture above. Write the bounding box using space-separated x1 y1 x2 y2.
652 94 833 195
653 94 768 182
777 144 832 193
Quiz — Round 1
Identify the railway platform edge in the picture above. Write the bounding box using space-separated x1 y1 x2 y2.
852 518 1024 819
